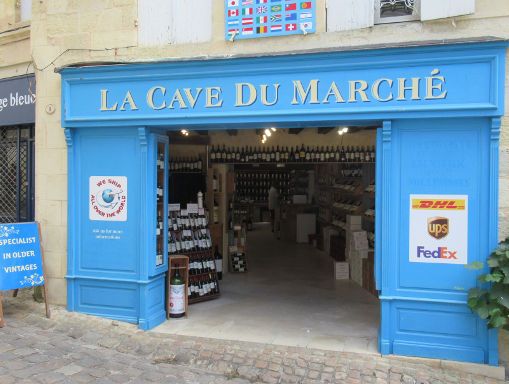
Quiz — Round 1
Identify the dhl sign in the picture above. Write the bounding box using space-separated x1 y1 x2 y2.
411 199 465 210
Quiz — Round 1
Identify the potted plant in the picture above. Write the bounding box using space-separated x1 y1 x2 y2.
467 237 509 330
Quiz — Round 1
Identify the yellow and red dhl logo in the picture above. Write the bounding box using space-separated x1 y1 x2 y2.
412 199 465 210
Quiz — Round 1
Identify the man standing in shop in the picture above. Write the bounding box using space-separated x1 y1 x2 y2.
268 182 279 234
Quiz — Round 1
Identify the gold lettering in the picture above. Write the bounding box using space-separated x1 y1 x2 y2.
183 88 203 109
426 69 447 100
235 83 257 107
146 86 166 110
260 84 279 106
372 78 394 102
100 89 118 111
348 80 369 102
119 91 138 111
206 87 223 108
291 80 320 105
168 89 187 109
322 81 345 104
397 78 421 101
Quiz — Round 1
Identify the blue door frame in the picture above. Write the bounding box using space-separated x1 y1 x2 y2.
60 40 506 365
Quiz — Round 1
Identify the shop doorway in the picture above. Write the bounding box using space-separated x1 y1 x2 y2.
155 126 380 354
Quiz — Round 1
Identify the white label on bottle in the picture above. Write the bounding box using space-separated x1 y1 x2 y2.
187 204 198 214
170 283 185 315
215 258 223 273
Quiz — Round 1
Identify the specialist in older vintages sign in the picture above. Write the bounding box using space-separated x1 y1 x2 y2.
409 194 468 264
0 223 45 290
89 176 128 221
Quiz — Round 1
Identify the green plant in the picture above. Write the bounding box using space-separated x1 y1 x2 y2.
467 237 509 330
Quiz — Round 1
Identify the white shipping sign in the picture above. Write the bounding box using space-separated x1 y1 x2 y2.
409 194 468 264
89 176 128 221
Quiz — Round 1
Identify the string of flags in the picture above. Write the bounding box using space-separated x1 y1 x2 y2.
225 0 316 40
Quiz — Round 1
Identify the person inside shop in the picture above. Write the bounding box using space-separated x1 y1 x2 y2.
268 182 279 234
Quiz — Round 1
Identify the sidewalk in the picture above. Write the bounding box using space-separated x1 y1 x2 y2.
0 290 507 384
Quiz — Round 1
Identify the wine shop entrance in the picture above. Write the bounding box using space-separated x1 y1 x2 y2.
155 126 380 353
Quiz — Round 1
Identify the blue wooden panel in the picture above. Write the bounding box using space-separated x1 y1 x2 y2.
139 274 166 330
75 279 139 323
75 131 141 279
61 42 506 128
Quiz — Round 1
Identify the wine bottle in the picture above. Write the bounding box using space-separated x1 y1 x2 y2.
214 246 223 280
169 265 186 318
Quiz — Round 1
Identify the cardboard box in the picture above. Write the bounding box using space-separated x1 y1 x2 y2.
334 262 349 280
346 215 362 228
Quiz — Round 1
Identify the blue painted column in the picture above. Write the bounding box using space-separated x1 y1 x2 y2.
65 127 167 329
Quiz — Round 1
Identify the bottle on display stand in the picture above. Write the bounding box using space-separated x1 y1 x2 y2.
214 245 223 280
169 265 186 318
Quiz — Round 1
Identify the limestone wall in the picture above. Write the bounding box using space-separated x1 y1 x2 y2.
27 0 509 304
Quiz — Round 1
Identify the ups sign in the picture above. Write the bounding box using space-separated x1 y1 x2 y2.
427 217 449 239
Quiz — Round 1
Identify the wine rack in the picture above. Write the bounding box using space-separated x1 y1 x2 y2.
168 206 220 304
169 157 204 173
234 169 290 204
210 145 375 164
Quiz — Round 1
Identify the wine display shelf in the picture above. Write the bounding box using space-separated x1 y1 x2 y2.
184 249 221 304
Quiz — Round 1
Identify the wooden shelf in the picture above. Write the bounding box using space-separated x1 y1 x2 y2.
189 293 220 304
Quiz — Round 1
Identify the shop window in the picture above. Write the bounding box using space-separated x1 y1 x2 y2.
20 0 32 21
138 0 212 46
374 0 420 24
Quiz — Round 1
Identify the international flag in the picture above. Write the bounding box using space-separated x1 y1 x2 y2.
228 9 239 16
285 3 296 11
270 24 282 31
242 7 253 14
270 13 282 22
256 15 268 23
228 0 239 6
256 26 268 33
242 27 254 34
228 19 240 25
271 0 281 2
257 5 267 13
285 23 297 31
256 0 268 3
300 1 312 9
285 13 297 21
242 0 253 5
300 21 312 30
242 17 253 24
228 28 240 34
271 4 282 11
300 12 312 19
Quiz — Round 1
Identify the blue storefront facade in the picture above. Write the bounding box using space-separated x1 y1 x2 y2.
60 40 506 365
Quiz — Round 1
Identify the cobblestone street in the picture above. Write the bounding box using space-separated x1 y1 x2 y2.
0 291 507 384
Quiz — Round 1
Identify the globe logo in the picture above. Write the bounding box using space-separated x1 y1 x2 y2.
96 188 123 210
102 189 115 204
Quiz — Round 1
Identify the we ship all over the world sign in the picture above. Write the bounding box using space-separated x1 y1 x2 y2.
0 223 45 290
98 70 448 112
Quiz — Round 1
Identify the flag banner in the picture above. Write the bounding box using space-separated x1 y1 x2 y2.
224 0 315 40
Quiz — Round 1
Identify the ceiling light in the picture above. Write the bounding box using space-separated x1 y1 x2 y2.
343 127 349 133
264 129 272 137
181 129 189 136
270 127 276 132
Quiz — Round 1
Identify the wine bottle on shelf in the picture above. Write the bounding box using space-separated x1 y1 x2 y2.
214 245 223 280
213 199 219 224
169 265 185 318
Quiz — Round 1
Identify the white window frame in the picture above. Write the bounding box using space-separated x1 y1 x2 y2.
374 0 420 24
20 0 32 21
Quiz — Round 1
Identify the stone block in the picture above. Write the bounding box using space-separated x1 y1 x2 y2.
40 224 67 254
46 277 67 305
42 250 66 279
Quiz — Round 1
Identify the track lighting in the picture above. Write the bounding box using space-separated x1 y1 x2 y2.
264 129 272 137
181 129 189 136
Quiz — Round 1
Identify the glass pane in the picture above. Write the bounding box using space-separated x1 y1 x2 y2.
379 0 416 19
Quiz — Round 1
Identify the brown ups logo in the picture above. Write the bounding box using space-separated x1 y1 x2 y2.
427 217 449 239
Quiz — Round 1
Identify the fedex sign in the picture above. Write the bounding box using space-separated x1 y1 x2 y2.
409 195 468 265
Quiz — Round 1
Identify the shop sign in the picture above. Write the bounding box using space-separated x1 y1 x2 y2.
0 75 36 126
0 223 45 290
409 194 468 264
89 176 128 221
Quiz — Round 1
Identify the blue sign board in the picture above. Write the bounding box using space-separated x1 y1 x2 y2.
0 223 45 290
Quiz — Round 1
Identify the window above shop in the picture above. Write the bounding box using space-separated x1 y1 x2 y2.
326 0 475 32
374 0 420 24
20 0 32 22
138 0 212 46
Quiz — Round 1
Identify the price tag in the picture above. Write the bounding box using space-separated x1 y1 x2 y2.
169 204 181 212
187 204 198 214
181 210 188 216
198 208 205 215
